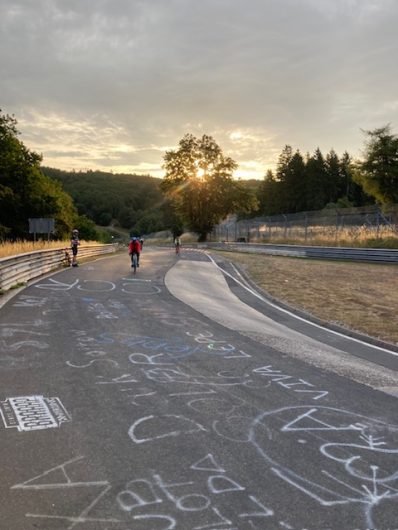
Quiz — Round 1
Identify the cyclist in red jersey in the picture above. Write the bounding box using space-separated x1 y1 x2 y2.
128 236 142 267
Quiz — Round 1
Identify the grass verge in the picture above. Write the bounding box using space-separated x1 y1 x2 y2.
213 251 398 346
0 240 103 259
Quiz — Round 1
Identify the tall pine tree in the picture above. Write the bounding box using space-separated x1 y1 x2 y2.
305 148 328 210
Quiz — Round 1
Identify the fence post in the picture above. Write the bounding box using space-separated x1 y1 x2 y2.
304 214 308 243
283 215 288 239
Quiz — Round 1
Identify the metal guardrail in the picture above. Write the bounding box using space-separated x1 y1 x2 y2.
0 244 119 291
206 242 398 264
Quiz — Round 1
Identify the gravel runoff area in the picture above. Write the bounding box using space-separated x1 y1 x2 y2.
212 251 398 347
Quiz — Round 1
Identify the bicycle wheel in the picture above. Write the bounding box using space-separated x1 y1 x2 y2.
132 253 137 274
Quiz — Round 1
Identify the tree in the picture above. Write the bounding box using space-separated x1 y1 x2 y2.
305 148 328 210
134 209 164 235
161 134 257 241
354 125 398 204
75 215 99 241
277 149 307 213
339 151 374 207
274 145 293 213
324 150 343 205
0 110 77 239
276 145 293 179
161 197 184 238
257 170 282 215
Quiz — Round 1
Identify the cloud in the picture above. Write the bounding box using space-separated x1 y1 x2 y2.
1 0 398 178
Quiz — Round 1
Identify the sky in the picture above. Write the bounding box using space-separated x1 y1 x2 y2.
1 0 398 180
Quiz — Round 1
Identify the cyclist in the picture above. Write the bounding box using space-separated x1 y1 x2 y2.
174 236 181 254
70 229 80 267
128 236 142 268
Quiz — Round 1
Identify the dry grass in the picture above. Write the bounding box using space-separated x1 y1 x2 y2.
214 251 398 346
251 224 398 247
0 240 101 258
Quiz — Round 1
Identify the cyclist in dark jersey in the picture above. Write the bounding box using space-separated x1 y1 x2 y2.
70 229 80 267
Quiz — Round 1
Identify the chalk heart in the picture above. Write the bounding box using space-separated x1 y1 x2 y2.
128 415 206 444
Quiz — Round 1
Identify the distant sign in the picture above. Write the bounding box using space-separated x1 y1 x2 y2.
29 218 55 235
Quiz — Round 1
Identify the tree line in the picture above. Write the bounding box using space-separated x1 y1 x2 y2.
0 109 169 240
41 167 168 236
256 125 398 217
159 127 398 239
257 147 370 216
0 111 79 240
1 107 397 242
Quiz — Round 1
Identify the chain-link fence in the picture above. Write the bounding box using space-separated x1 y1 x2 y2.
212 205 398 245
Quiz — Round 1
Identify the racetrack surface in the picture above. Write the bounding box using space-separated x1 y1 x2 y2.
0 247 397 530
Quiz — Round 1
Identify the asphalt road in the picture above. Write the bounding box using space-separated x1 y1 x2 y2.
0 247 397 530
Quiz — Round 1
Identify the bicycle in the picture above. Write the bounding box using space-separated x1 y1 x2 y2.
131 252 138 274
63 248 71 267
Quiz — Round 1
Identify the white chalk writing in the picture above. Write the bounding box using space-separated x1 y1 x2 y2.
253 365 329 400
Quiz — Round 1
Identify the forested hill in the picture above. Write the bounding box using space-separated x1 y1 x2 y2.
42 167 166 234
